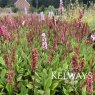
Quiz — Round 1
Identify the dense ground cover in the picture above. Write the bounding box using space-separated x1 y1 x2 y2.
0 7 95 95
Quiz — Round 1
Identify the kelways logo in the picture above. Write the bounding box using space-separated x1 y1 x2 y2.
52 71 87 80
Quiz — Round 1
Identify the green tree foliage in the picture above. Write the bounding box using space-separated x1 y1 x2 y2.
31 0 95 8
0 0 8 7
7 0 14 7
0 0 95 8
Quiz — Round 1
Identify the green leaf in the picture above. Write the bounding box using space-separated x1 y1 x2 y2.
0 84 4 88
82 86 86 95
20 84 28 95
63 62 68 70
27 82 33 89
6 84 13 94
44 77 52 90
43 69 47 76
0 92 6 95
1 69 6 79
0 57 5 66
17 75 22 82
45 88 50 95
63 87 69 95
50 80 59 90
37 90 44 95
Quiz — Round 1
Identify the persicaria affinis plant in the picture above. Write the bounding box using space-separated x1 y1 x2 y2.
31 48 38 71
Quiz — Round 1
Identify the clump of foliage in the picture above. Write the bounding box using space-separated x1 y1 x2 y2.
0 4 95 95
11 5 18 13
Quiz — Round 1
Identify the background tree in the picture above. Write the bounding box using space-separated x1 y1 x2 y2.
0 0 95 9
0 0 8 7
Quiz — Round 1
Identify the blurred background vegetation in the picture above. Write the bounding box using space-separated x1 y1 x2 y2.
0 0 95 10
0 0 95 14
0 0 94 7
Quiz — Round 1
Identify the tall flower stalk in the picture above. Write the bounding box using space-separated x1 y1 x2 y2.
0 25 11 40
31 48 38 94
59 0 63 15
71 53 80 72
87 72 93 93
3 49 15 86
31 48 38 71
42 33 48 50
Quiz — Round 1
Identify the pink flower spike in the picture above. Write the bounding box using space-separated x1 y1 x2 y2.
0 25 11 40
22 20 26 26
59 0 63 15
61 32 65 41
87 72 93 93
42 33 47 49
